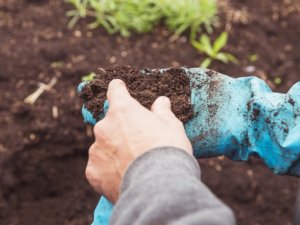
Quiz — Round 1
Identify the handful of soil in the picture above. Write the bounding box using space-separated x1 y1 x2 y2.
79 65 193 123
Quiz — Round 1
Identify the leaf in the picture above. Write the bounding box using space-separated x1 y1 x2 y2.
215 53 238 65
191 40 205 52
200 58 212 68
248 54 259 62
68 14 81 29
215 53 229 63
200 34 213 56
225 53 239 64
82 72 96 81
213 32 228 53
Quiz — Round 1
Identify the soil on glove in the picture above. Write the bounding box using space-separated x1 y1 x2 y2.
80 65 193 123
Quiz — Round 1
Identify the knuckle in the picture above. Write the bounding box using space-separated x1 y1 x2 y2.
88 143 96 156
85 168 98 188
85 164 92 180
112 100 128 111
85 160 95 182
110 101 130 117
85 154 100 184
94 120 104 132
94 121 107 139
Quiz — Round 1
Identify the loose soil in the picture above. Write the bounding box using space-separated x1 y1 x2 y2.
80 65 193 123
1 0 299 225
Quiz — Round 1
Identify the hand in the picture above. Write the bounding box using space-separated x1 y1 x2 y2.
85 79 192 203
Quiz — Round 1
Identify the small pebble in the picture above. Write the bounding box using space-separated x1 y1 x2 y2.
245 65 256 73
218 156 224 161
0 144 7 153
109 56 117 64
215 165 222 172
208 160 215 166
247 169 254 177
120 51 128 57
171 61 180 67
52 106 58 119
74 30 82 37
29 134 36 141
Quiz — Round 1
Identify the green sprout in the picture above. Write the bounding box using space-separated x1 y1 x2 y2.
274 77 282 85
82 72 96 81
191 32 238 68
66 0 217 38
160 0 217 40
248 54 259 63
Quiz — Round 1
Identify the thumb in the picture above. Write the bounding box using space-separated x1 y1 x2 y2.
107 79 131 105
151 96 177 121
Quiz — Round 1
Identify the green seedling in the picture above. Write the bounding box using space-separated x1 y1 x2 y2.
82 72 96 82
160 0 217 40
274 77 282 85
192 31 238 68
66 0 217 38
67 0 89 28
248 54 259 63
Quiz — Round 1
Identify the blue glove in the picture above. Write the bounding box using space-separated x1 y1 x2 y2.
78 82 113 225
78 68 300 225
184 68 300 175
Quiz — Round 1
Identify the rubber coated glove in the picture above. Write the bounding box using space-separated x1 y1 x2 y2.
78 68 300 225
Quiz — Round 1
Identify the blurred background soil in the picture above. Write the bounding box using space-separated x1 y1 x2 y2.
0 0 299 224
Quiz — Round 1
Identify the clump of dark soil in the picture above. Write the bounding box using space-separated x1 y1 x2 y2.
80 65 193 123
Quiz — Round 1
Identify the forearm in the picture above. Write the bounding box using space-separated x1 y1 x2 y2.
111 147 235 225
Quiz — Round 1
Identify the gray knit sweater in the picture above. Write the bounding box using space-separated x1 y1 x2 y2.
110 147 236 225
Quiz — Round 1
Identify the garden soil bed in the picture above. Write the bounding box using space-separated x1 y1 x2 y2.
0 0 299 225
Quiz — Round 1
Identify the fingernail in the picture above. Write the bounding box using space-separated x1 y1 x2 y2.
158 96 171 108
109 79 125 87
159 96 170 102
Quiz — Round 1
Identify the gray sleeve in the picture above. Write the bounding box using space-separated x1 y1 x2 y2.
110 147 236 225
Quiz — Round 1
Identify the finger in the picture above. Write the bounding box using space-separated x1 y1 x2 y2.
151 96 178 121
93 118 109 142
107 79 131 105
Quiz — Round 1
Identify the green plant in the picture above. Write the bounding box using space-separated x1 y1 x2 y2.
274 77 282 85
192 32 238 68
160 0 217 40
82 72 96 81
66 0 217 38
248 54 259 63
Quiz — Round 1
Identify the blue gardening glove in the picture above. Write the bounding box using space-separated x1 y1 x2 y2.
184 68 300 175
77 82 112 225
78 68 300 225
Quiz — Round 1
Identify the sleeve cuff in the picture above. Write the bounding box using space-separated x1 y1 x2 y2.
120 147 201 194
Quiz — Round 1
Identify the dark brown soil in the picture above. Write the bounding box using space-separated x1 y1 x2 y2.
1 0 299 225
80 65 193 123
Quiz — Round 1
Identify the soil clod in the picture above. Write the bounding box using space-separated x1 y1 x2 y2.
80 65 194 123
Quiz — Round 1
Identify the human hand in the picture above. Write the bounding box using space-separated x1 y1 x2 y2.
85 79 192 203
